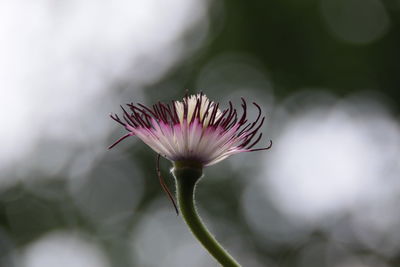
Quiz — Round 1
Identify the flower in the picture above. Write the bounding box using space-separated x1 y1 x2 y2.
109 93 272 167
109 92 271 214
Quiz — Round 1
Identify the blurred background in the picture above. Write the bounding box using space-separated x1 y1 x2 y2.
1 0 400 266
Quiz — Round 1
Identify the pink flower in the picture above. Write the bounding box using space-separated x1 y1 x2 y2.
109 93 271 213
109 93 272 167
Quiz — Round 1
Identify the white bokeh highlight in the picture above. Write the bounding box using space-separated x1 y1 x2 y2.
132 202 216 267
265 99 400 219
20 231 110 267
246 94 400 258
0 0 209 186
262 97 400 222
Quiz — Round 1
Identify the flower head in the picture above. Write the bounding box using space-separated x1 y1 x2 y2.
109 92 271 214
109 93 272 167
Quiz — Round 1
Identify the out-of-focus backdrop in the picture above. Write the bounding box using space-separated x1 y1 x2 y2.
1 1 400 266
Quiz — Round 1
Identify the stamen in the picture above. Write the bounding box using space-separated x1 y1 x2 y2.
252 102 262 123
246 133 263 149
225 113 238 130
237 122 252 136
247 140 273 152
131 108 149 128
225 101 234 124
171 100 180 124
201 101 212 125
240 103 262 133
157 154 179 215
159 103 176 125
191 97 201 124
158 102 170 123
137 103 158 119
183 97 188 120
207 103 217 126
196 94 204 120
110 114 126 127
221 108 237 129
240 117 265 147
122 113 136 127
108 133 132 149
128 105 154 128
120 105 137 127
238 98 248 125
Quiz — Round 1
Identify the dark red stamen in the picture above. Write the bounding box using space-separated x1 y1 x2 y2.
156 154 179 215
108 133 131 149
110 114 126 127
246 133 263 149
247 140 273 152
201 101 212 124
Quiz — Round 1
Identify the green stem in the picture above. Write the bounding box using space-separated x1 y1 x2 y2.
172 166 241 267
